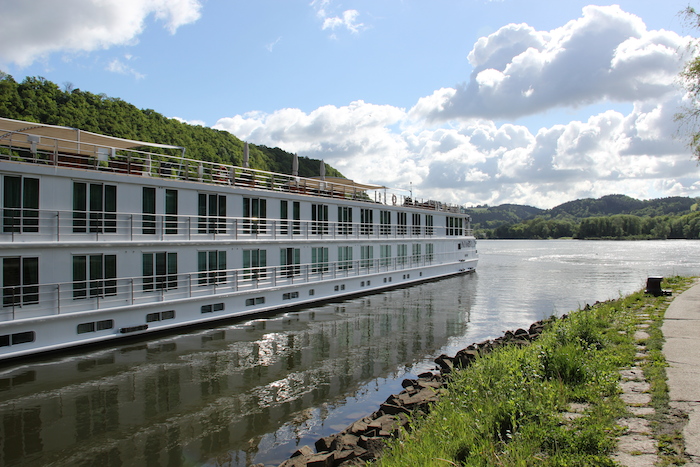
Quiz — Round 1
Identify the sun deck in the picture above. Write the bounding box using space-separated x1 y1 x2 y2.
0 117 466 214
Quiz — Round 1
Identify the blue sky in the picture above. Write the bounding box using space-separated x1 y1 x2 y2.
1 0 699 208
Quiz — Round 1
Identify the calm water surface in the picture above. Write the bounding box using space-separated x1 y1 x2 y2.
1 240 698 466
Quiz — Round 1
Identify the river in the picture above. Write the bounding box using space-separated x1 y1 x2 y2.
0 240 698 466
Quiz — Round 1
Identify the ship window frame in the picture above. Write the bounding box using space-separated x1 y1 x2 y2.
360 208 374 235
72 181 116 234
243 197 267 234
360 245 373 269
311 203 329 235
198 250 227 285
72 254 117 299
2 256 39 308
3 175 39 233
338 206 352 235
280 200 301 235
142 187 156 234
311 247 329 273
142 252 178 291
242 249 267 280
198 193 226 234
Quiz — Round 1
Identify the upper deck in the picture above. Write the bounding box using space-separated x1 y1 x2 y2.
0 117 468 215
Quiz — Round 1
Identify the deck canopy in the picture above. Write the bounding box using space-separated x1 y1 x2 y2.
0 117 185 157
306 176 386 191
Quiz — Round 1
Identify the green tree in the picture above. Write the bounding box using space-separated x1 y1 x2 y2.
677 6 700 158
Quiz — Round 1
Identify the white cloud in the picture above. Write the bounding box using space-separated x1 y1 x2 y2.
260 4 700 209
0 0 202 67
215 91 697 209
106 56 145 79
173 116 206 127
311 0 365 35
411 5 690 123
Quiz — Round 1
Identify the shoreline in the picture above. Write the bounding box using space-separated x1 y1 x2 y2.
265 276 696 467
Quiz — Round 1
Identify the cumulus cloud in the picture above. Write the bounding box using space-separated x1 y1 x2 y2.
410 5 689 122
215 90 695 209
0 0 202 67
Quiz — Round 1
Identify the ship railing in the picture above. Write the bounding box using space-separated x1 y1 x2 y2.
0 252 465 321
0 209 475 243
0 125 468 213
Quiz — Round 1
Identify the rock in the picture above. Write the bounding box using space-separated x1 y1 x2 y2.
434 354 454 373
306 451 335 467
291 446 314 458
358 436 387 459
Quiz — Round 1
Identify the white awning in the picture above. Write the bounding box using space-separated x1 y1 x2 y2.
0 117 185 157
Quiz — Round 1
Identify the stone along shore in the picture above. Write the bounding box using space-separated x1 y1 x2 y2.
258 320 549 467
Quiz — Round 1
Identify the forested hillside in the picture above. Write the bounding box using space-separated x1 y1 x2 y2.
0 73 342 178
468 195 700 240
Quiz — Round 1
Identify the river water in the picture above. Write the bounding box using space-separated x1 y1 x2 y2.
1 240 698 466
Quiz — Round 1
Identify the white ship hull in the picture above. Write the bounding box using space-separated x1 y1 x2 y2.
0 117 478 361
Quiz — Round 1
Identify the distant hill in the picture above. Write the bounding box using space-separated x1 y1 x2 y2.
467 204 545 230
467 194 698 231
0 73 343 179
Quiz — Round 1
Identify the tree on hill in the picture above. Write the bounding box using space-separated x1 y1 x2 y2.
677 6 700 159
0 73 344 179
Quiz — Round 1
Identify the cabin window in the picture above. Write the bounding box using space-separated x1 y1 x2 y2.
445 216 465 236
311 204 328 235
142 187 156 234
77 319 113 333
311 247 329 273
280 200 300 235
242 249 267 280
200 303 224 314
146 310 175 322
199 193 226 234
397 244 408 266
338 206 352 235
72 182 116 233
338 246 353 270
360 208 373 235
426 243 434 262
380 245 392 267
3 175 39 233
198 251 227 285
425 215 434 236
0 331 35 347
243 197 266 234
2 257 39 307
360 245 373 268
165 189 178 234
397 212 407 235
412 244 422 263
72 254 117 299
280 248 301 277
379 210 391 236
412 213 421 236
142 252 178 291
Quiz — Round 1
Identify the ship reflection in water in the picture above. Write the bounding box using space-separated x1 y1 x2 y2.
0 273 477 466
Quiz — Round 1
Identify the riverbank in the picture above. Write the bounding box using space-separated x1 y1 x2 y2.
273 276 696 466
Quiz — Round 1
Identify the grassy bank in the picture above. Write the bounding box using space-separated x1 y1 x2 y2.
376 276 694 466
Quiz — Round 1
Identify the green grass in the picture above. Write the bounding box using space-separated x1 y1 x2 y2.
376 277 695 467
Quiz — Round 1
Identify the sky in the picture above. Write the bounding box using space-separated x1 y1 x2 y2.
1 0 699 209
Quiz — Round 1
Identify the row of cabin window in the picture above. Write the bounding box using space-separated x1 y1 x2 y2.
1 176 455 236
1 244 436 305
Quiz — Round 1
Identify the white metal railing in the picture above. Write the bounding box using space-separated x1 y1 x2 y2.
0 124 470 214
0 251 477 322
0 209 473 243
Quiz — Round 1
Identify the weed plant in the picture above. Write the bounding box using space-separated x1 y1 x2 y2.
376 278 694 467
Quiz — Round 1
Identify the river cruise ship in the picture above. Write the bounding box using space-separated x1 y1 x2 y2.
0 117 478 361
